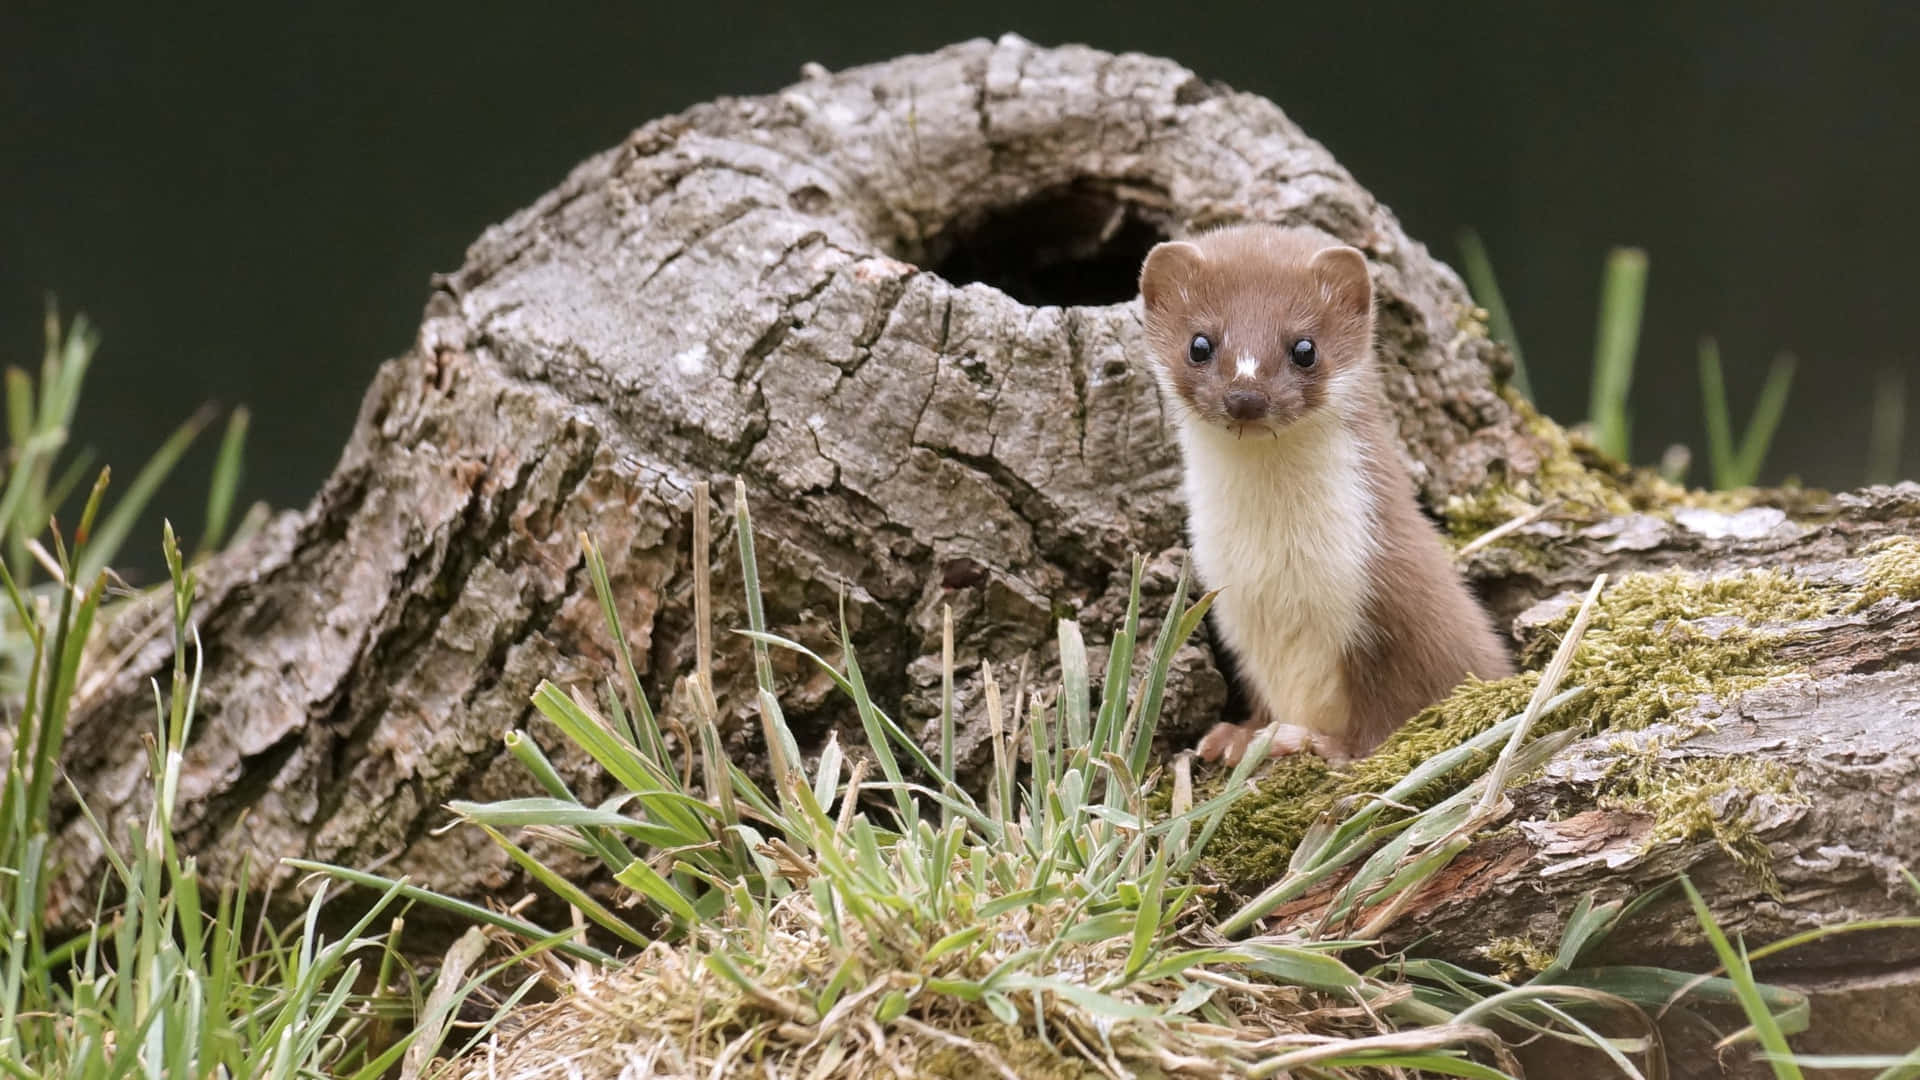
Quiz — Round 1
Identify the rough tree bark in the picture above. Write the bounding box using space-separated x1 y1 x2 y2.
1288 488 1920 1077
47 34 1919 1073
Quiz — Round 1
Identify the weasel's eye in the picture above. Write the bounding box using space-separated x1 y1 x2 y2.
1188 335 1214 365
1291 338 1317 368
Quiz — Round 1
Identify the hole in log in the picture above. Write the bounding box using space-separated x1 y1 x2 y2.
921 179 1171 307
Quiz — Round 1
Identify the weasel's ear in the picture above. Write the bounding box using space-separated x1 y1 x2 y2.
1139 241 1205 314
1309 245 1372 319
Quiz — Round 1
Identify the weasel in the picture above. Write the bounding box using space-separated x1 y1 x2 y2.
1137 224 1512 765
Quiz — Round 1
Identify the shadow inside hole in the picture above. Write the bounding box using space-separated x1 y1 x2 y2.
922 180 1171 308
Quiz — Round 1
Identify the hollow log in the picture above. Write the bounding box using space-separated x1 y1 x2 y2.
47 35 1918 1075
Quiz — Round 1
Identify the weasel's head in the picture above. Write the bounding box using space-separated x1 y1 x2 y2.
1138 225 1374 436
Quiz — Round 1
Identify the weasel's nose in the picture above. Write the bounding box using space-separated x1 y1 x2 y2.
1224 388 1270 421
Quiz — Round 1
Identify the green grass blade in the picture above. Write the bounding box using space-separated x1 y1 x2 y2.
939 604 955 824
282 860 611 964
1743 916 1920 968
1698 337 1738 489
614 855 701 927
1090 558 1141 773
1868 368 1907 486
25 573 104 845
453 796 673 854
733 478 776 694
1126 573 1212 778
1536 893 1618 980
1225 942 1364 991
475 824 650 946
1751 1053 1920 1077
992 973 1158 1020
529 681 709 839
839 633 914 827
1733 352 1796 488
1457 228 1530 400
0 557 33 645
1325 1056 1515 1080
1057 618 1090 756
1681 876 1804 1080
1589 247 1648 461
45 312 96 437
199 405 249 558
580 535 666 765
503 730 577 801
75 406 212 584
72 466 111 551
4 366 31 451
1122 845 1166 981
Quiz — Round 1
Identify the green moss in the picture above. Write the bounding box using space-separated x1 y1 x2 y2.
1480 935 1557 982
1596 756 1806 896
1442 395 1764 547
1200 554 1879 891
1511 564 1826 732
1442 397 1637 541
1197 677 1530 885
1850 535 1920 610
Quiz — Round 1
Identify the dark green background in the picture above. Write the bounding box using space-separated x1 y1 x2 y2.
4 2 1917 567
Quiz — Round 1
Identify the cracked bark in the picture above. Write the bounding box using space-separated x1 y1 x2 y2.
45 35 1918 1075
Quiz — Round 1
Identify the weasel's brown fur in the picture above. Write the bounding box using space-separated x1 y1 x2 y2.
1138 224 1511 764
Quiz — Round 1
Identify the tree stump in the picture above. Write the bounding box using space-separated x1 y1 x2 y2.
49 36 1919 1072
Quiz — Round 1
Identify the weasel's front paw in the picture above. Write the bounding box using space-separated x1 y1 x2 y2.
1194 721 1313 765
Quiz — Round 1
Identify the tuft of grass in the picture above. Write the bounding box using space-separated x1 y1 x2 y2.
0 511 415 1077
1692 871 1920 1078
0 307 407 1077
1698 337 1796 489
1453 241 1825 491
293 482 1811 1080
0 307 252 695
1213 576 1605 939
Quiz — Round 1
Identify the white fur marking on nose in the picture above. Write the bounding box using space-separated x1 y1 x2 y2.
1235 354 1260 379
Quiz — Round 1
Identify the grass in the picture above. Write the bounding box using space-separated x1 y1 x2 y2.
1455 236 1650 468
5 311 1915 1077
1454 238 1648 463
1678 870 1920 1080
1698 337 1796 490
1868 368 1908 487
1455 229 1531 401
1587 248 1649 464
0 314 425 1078
0 305 257 695
0 517 422 1077
1453 237 1889 489
292 483 1879 1079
